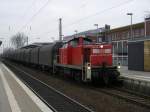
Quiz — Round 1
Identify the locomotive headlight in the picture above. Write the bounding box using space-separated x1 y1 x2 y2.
100 45 103 48
87 66 91 70
117 65 121 69
117 62 121 69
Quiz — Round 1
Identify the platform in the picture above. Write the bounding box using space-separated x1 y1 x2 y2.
0 62 53 112
119 66 150 95
120 66 150 82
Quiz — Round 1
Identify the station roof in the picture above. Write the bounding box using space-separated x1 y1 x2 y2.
107 22 144 33
21 42 51 49
63 22 145 40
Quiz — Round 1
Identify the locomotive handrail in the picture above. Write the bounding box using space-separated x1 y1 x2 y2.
55 63 83 70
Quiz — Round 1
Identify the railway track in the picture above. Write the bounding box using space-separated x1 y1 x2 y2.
113 86 150 100
4 61 150 111
5 62 94 112
93 87 150 109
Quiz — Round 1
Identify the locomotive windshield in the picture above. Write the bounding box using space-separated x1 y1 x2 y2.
83 39 92 45
67 37 92 46
70 40 78 47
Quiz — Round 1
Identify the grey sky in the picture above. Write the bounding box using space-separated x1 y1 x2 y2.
0 0 150 44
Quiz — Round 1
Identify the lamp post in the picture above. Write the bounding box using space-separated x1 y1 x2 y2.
75 30 78 37
127 13 133 40
27 36 29 45
0 38 4 53
94 24 99 43
51 37 55 41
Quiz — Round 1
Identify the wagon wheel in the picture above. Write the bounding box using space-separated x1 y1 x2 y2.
74 71 82 83
103 73 110 85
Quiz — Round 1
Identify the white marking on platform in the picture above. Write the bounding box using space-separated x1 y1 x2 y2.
0 68 22 112
2 63 53 112
7 63 94 112
121 75 150 82
123 74 150 79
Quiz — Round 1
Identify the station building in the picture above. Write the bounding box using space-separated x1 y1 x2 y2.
99 17 150 66
63 17 150 67
103 22 145 66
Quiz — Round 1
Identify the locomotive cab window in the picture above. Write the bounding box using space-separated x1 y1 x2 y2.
70 39 78 47
93 49 100 54
83 39 92 45
83 38 92 45
62 43 68 48
104 49 111 54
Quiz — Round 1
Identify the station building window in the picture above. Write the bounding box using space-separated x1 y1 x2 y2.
113 57 118 65
107 34 112 42
141 28 145 36
112 40 128 66
123 41 128 55
98 37 102 43
111 33 115 41
118 42 122 55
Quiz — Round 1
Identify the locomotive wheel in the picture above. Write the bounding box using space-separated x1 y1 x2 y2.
74 71 82 83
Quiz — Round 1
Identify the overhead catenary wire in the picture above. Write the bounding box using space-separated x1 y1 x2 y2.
63 0 135 29
38 0 135 37
34 0 90 37
16 0 52 34
21 0 37 19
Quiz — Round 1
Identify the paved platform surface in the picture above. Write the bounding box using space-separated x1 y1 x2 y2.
120 66 150 82
0 62 53 112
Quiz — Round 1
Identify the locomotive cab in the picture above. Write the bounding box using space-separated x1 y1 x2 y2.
59 36 92 65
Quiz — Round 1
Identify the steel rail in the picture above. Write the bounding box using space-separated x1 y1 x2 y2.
5 62 94 112
93 87 150 109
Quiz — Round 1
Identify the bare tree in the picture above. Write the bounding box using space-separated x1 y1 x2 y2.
11 32 28 48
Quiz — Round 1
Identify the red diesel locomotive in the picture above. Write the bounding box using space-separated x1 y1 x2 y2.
55 36 120 84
